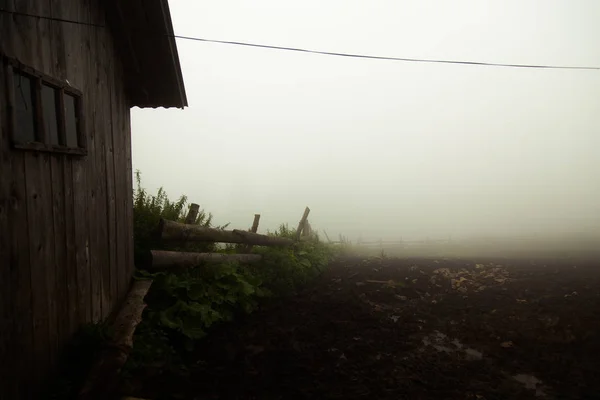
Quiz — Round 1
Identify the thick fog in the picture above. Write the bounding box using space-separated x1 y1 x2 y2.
131 0 600 242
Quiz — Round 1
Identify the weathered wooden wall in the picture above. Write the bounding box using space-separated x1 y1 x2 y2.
0 0 135 398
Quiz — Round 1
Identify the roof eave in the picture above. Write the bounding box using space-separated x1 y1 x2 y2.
106 0 188 109
157 0 188 108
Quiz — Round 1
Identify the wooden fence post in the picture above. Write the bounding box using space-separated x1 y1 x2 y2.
295 207 310 241
302 220 312 237
323 230 332 243
185 203 200 224
243 214 261 253
250 214 260 233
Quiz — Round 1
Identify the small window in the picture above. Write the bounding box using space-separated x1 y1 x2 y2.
6 60 86 155
42 84 60 145
12 72 36 143
64 94 80 148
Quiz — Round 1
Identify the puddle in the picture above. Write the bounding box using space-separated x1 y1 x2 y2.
419 333 550 397
421 331 483 360
513 374 547 397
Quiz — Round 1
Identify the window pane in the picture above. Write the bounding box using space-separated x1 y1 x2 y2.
12 73 36 143
64 94 79 148
42 84 60 145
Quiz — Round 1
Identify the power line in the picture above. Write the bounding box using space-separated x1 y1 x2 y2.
2 8 599 71
1 8 106 28
174 35 600 70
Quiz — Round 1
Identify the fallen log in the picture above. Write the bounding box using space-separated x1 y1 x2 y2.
150 250 262 269
79 279 153 400
159 219 294 246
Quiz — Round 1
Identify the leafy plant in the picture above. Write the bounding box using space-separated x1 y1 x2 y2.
137 261 269 342
127 175 336 378
133 171 229 267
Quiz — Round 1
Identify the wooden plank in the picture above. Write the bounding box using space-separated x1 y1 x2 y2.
106 0 134 303
101 0 136 291
0 57 8 398
105 82 118 318
5 144 34 396
73 157 91 324
112 65 130 302
12 142 87 155
72 0 92 326
46 0 72 371
98 5 125 319
30 0 59 388
83 0 101 324
79 280 153 400
2 4 35 398
59 0 86 336
63 159 79 335
0 51 17 400
52 0 79 340
6 157 33 399
122 79 135 294
151 250 263 269
106 16 134 289
50 153 68 347
24 151 53 387
86 1 108 322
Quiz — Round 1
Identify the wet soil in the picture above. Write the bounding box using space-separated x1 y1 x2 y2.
125 256 600 399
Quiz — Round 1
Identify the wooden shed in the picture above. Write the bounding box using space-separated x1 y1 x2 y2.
0 0 187 398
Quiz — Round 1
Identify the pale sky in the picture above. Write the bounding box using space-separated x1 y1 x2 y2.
131 0 600 241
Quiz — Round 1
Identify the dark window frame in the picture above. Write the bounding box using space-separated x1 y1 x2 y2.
5 57 87 156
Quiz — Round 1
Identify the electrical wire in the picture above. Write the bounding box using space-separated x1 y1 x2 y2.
1 8 599 71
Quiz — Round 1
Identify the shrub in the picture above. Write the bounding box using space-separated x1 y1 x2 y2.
127 175 335 372
133 171 228 267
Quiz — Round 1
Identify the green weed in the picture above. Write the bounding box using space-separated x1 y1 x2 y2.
126 175 336 376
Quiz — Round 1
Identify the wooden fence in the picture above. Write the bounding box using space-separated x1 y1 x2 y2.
325 236 452 248
150 204 313 269
80 204 314 398
357 238 451 247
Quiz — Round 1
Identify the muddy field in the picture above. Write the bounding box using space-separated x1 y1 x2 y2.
127 256 600 399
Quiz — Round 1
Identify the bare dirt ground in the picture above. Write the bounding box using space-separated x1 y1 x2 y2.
128 256 600 399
